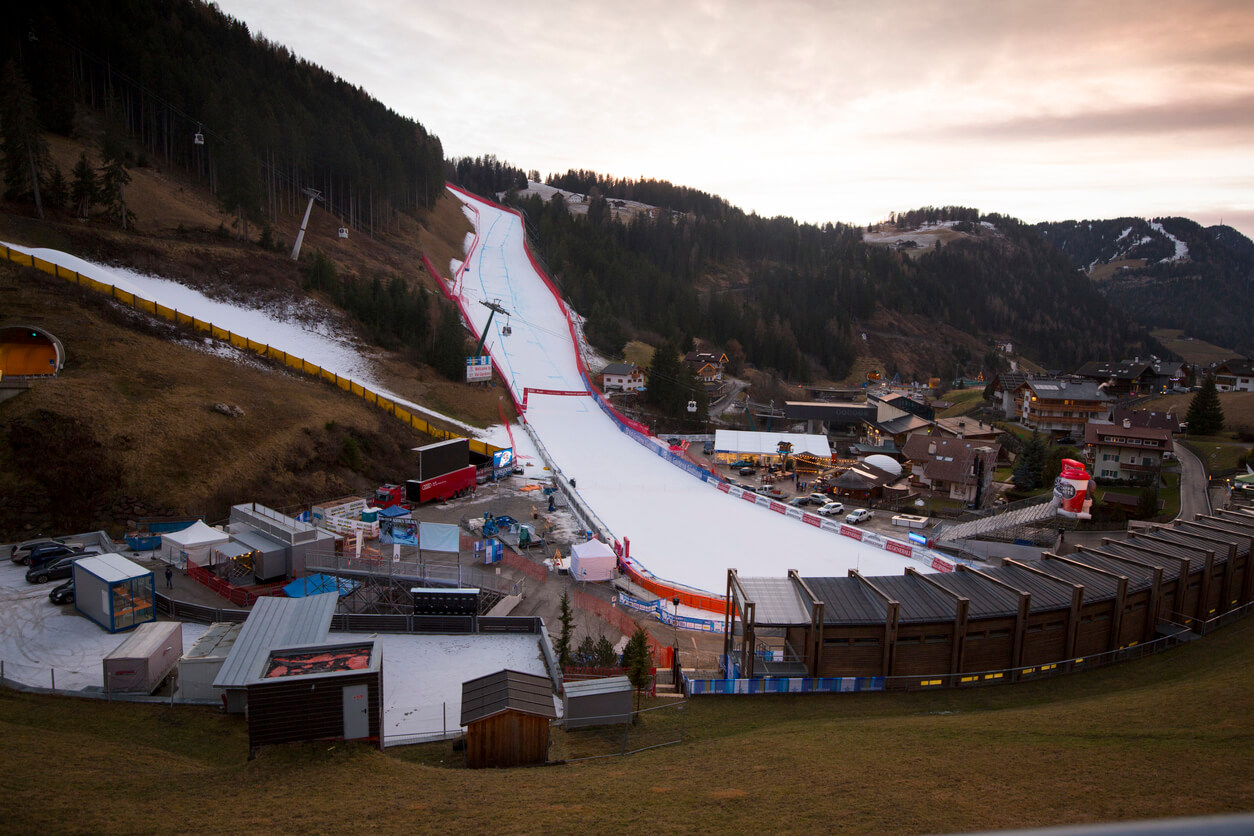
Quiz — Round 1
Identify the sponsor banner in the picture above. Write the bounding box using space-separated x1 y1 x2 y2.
931 556 955 572
717 482 730 493
802 513 821 527
492 447 514 469
770 501 786 514
885 540 913 558
741 491 758 503
465 355 492 382
840 525 863 541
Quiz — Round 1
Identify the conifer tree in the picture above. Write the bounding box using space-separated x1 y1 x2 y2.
0 61 51 218
1012 434 1049 490
623 625 652 713
1185 375 1225 436
556 592 574 669
71 152 97 219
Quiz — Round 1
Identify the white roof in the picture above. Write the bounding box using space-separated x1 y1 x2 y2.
161 520 229 548
570 539 617 561
75 553 150 582
714 429 832 458
564 675 631 698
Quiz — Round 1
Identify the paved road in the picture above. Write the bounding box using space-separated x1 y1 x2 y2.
1174 439 1212 521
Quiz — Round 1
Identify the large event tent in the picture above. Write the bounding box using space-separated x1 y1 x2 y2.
160 520 229 567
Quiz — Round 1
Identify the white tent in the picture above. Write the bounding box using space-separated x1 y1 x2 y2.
569 539 618 583
160 521 229 568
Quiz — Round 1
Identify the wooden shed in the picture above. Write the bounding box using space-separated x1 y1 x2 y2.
460 669 556 769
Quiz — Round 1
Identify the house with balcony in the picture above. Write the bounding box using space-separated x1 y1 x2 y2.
1020 379 1112 438
1214 359 1254 392
600 362 645 392
683 349 728 382
902 434 1000 505
1084 418 1173 481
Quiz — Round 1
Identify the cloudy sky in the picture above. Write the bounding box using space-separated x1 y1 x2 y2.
215 0 1254 238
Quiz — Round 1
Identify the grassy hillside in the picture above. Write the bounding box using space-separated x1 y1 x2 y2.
4 615 1254 833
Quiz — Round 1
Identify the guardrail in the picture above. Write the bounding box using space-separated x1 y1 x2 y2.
302 551 525 598
2 243 498 458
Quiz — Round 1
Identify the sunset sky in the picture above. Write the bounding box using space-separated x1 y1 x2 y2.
215 0 1254 239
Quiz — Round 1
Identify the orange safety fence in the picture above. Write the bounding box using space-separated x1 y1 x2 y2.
2 244 500 459
574 589 672 668
502 551 547 584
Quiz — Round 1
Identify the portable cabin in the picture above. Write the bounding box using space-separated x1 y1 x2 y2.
73 554 155 633
562 676 632 729
460 669 556 768
178 622 241 701
103 621 183 694
245 640 383 756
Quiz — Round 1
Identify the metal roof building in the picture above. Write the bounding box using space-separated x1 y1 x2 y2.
460 669 556 768
213 592 338 713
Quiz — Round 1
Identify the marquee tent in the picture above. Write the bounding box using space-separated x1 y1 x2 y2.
160 520 230 567
569 539 617 583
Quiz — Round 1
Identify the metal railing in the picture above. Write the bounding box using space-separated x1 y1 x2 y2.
302 551 524 598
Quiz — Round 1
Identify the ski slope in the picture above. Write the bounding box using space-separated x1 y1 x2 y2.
447 187 925 593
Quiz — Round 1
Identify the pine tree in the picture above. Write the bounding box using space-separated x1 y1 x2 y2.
1012 434 1048 490
594 634 616 667
71 152 97 219
623 625 653 714
98 135 134 230
0 61 51 217
574 635 597 667
556 591 574 669
1185 375 1225 436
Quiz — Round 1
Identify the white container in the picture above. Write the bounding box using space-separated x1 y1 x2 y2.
103 621 183 694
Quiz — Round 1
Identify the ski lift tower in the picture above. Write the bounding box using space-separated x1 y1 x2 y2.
474 299 511 355
290 188 324 261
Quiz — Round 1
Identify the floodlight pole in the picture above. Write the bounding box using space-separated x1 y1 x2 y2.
290 188 323 261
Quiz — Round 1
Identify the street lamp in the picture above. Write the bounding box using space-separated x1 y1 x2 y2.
671 596 681 651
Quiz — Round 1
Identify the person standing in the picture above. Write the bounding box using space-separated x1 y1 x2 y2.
165 564 173 589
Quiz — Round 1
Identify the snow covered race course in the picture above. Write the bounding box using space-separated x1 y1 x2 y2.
445 186 933 598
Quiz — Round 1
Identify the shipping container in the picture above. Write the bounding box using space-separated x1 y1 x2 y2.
103 621 183 694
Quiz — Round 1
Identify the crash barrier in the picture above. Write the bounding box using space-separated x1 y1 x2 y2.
615 591 720 633
574 589 672 668
685 675 886 696
2 244 498 459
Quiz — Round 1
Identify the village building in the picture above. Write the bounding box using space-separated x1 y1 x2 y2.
1214 359 1254 392
1085 418 1174 481
600 362 646 392
901 435 1000 505
1020 379 1112 438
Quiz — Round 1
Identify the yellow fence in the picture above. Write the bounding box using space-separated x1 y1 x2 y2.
3 245 498 457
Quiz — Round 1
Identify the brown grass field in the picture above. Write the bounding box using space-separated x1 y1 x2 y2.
1140 391 1254 432
3 615 1253 834
1150 329 1242 366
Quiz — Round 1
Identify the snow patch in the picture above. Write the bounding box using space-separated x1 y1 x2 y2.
1148 221 1189 262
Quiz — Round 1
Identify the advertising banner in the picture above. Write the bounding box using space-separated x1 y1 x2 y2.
465 355 492 382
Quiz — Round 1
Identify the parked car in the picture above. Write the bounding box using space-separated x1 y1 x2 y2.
26 542 92 569
703 441 714 455
817 501 846 517
845 509 873 524
738 467 756 476
808 493 830 506
48 579 75 605
788 496 809 507
731 459 756 469
26 553 89 584
10 538 66 565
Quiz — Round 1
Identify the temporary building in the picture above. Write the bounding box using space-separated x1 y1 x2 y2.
103 621 183 694
460 669 556 768
245 640 383 756
178 622 241 701
213 593 339 714
562 676 632 729
73 554 155 633
569 539 618 582
160 520 229 568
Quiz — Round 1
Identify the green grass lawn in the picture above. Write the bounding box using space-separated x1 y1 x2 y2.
937 388 987 418
996 421 1036 442
7 614 1254 834
1183 437 1253 477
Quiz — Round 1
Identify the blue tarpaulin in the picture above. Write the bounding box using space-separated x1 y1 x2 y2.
377 505 412 518
283 574 358 598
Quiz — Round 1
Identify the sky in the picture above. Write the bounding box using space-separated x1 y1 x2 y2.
214 0 1254 239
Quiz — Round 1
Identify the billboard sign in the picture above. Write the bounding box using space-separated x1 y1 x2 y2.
492 448 514 470
465 355 492 382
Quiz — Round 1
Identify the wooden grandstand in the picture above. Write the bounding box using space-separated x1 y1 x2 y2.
725 505 1254 683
